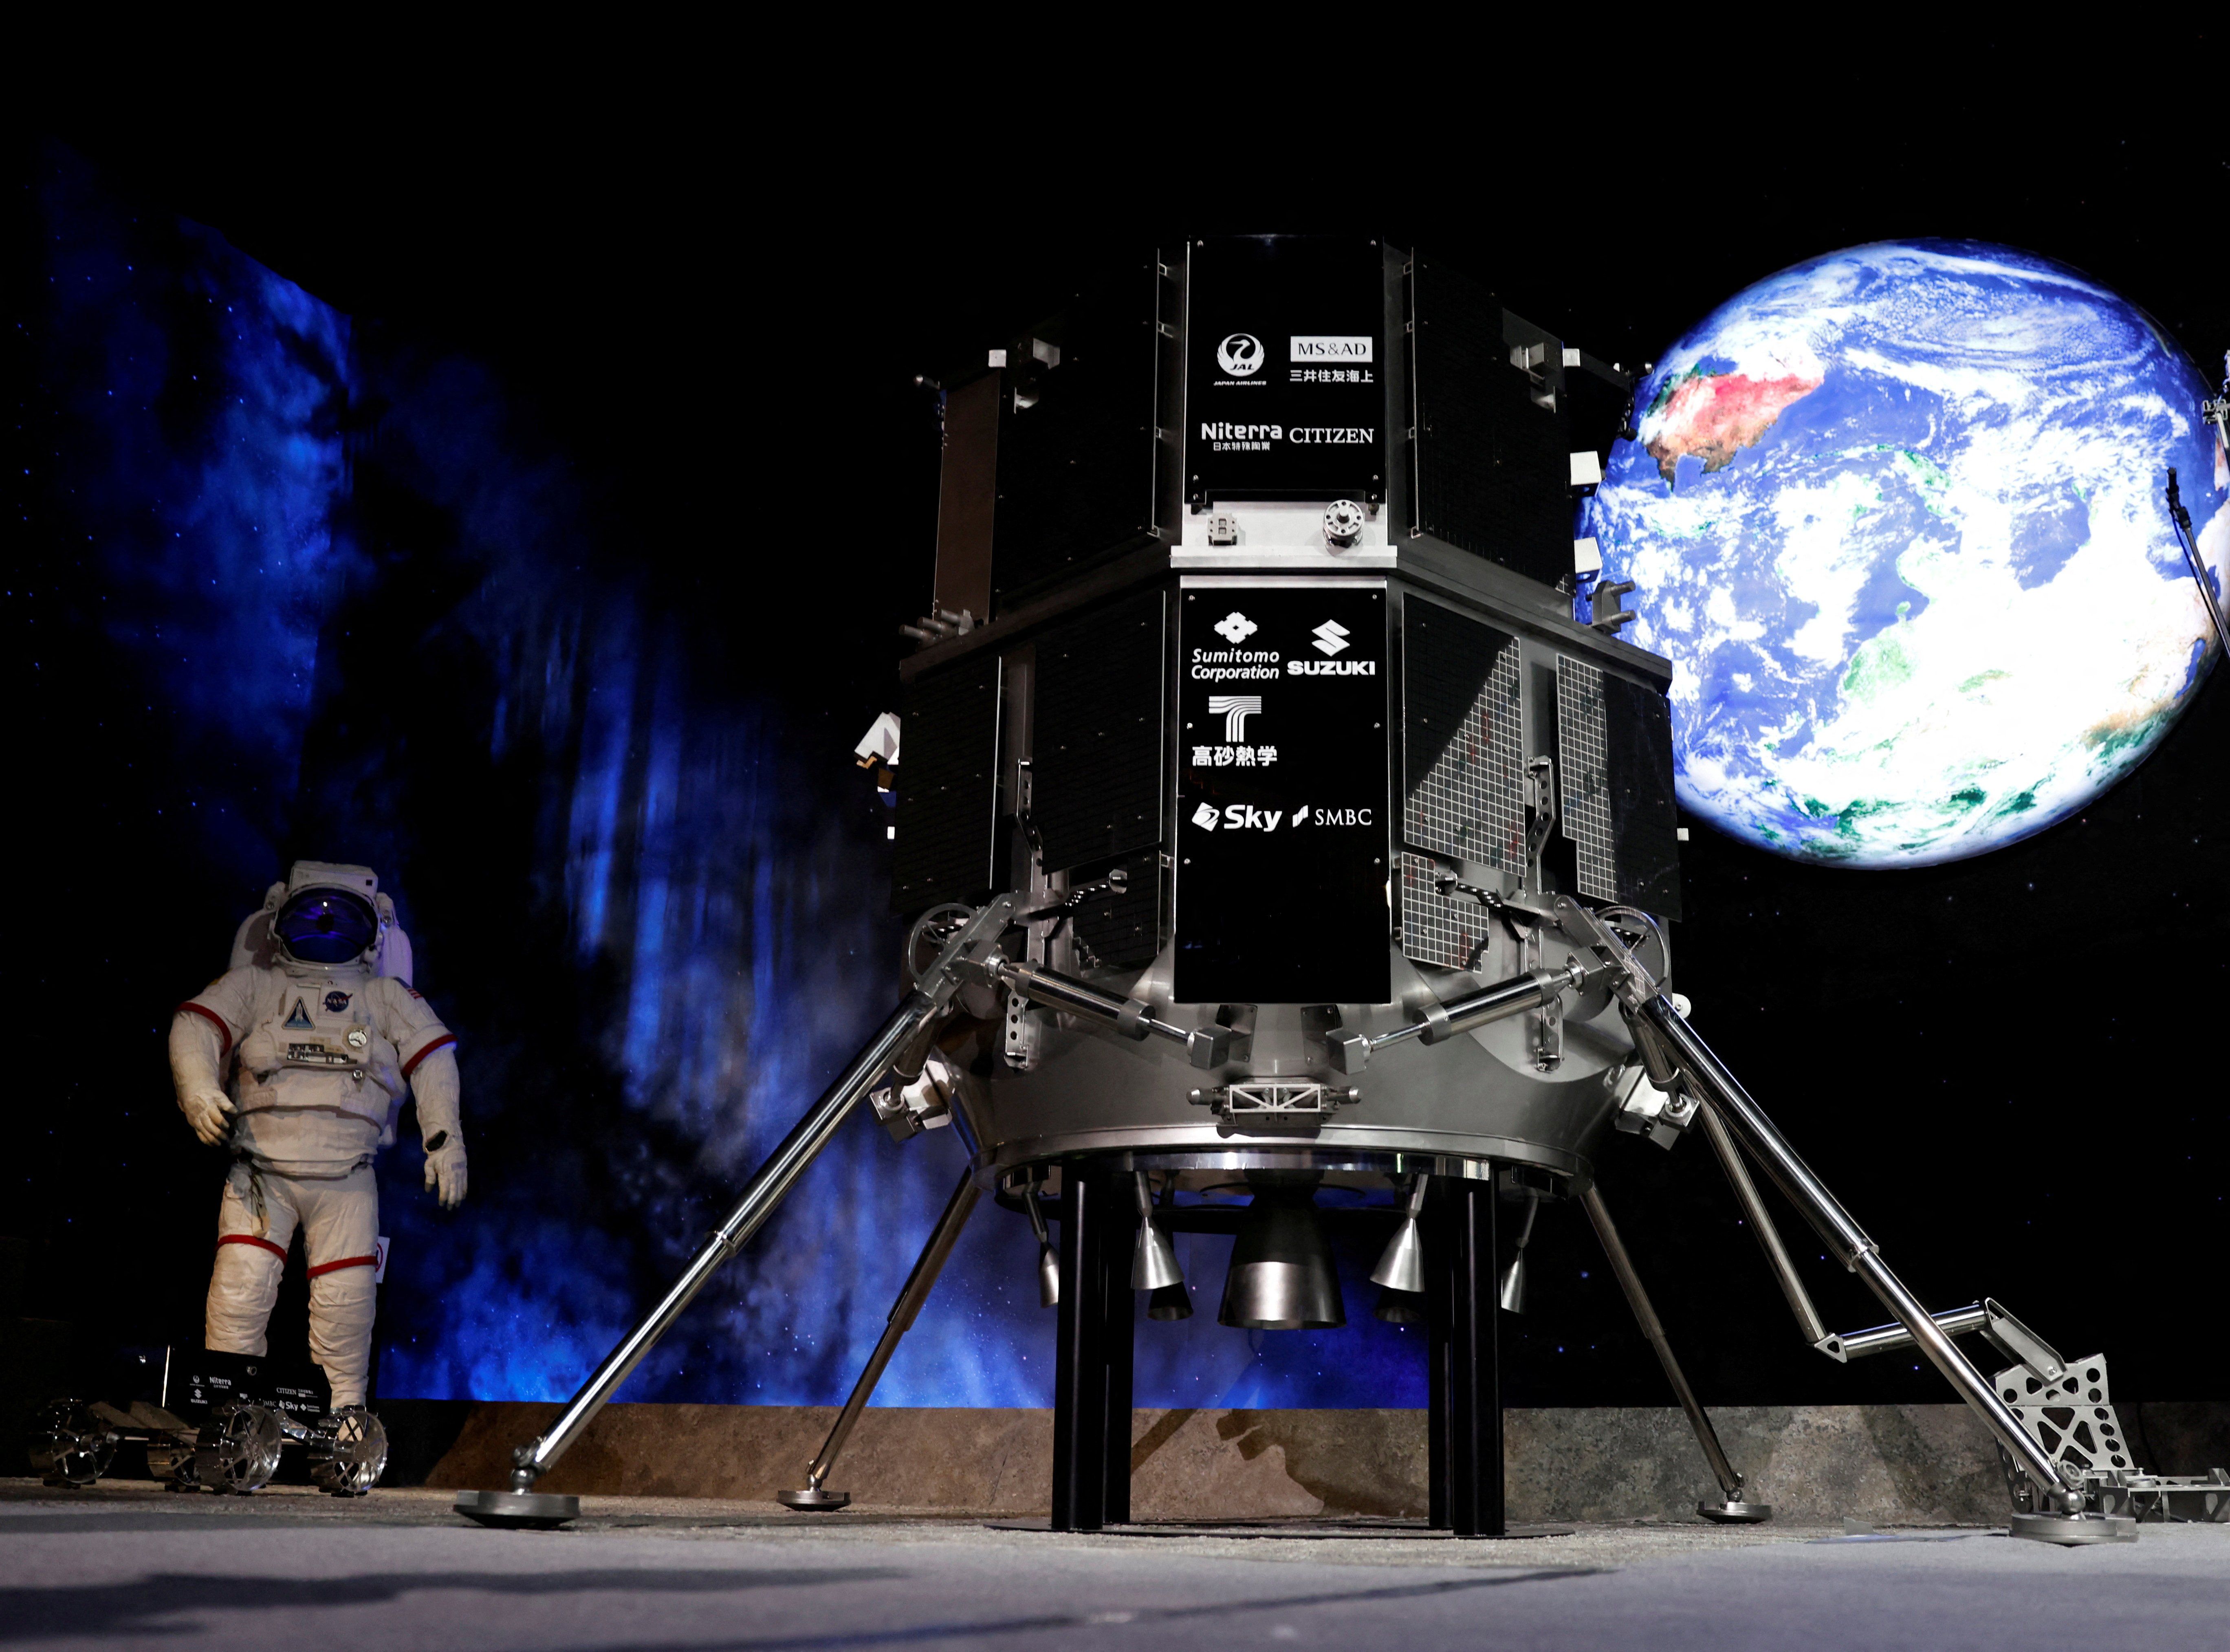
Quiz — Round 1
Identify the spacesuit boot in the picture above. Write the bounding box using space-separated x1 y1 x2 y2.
173 861 467 1430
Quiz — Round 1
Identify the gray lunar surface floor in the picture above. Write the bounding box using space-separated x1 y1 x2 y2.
1 1480 2224 1650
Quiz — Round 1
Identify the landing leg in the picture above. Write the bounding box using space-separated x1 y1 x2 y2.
1641 995 2124 1542
1580 1184 1769 1523
780 1168 982 1511
1429 1174 1502 1538
1050 1170 1109 1531
1101 1172 1136 1525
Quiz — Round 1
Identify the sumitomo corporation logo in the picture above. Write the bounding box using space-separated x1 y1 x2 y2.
1216 334 1264 377
1214 612 1257 644
1312 620 1350 657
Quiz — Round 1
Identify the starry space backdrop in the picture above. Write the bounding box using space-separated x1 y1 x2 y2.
7 126 2228 1420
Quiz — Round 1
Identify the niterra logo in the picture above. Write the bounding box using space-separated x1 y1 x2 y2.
1312 620 1350 657
1213 612 1257 644
1217 334 1264 377
1207 695 1262 741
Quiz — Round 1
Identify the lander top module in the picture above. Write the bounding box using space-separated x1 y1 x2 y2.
457 236 2215 1542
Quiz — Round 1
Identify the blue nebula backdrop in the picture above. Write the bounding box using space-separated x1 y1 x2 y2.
12 141 1447 1413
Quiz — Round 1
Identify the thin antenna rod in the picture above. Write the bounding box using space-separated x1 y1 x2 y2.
2166 467 2228 655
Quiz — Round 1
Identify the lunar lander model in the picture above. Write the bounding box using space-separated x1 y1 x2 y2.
459 237 2211 1542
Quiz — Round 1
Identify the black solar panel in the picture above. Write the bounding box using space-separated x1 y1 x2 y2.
1556 656 1681 920
1409 257 1574 586
1603 671 1682 920
892 656 1002 914
1402 599 1525 875
1032 588 1166 874
1070 849 1163 972
991 261 1173 609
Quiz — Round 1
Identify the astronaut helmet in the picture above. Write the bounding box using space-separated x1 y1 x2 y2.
270 862 383 967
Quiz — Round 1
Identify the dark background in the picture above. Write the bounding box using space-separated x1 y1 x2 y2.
7 110 2226 1423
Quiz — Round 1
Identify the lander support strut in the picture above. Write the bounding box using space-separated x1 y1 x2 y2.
1578 1185 1769 1524
779 1168 983 1511
455 899 1017 1529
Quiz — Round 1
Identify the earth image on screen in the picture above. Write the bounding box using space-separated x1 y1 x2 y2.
1583 240 2230 868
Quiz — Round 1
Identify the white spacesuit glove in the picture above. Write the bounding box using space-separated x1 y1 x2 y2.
180 1084 236 1147
411 1045 468 1209
425 1139 469 1208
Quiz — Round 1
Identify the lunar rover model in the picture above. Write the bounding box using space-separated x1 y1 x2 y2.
457 235 2222 1541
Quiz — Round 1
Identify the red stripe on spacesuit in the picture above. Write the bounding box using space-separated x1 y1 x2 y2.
306 1254 380 1278
217 1234 287 1260
400 1034 456 1078
176 1001 233 1061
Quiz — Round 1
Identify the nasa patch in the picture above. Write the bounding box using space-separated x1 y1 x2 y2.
324 990 352 1013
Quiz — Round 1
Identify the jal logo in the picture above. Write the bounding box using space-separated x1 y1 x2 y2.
1216 334 1264 377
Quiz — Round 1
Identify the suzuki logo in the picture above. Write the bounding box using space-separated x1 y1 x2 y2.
1206 695 1261 742
1213 611 1257 644
1311 620 1350 657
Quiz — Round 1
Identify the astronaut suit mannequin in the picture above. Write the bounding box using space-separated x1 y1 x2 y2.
168 861 466 1416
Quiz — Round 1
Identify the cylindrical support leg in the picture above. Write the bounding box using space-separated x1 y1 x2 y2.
1642 996 2078 1510
1101 1175 1136 1525
784 1169 982 1506
1696 1102 1828 1346
453 990 947 1528
1438 1175 1502 1538
1050 1170 1109 1531
1580 1185 1753 1511
517 991 939 1489
1426 1179 1452 1530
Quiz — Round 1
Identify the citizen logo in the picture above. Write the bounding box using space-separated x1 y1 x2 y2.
1288 427 1376 444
